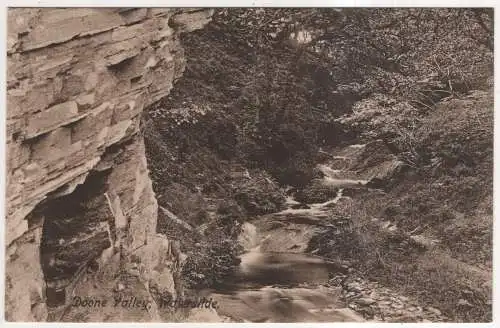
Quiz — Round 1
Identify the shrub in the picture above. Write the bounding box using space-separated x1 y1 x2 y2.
159 183 208 226
294 182 339 204
310 198 492 322
181 223 243 289
336 94 428 168
414 91 493 173
232 171 286 215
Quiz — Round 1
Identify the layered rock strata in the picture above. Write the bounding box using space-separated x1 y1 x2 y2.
5 8 212 321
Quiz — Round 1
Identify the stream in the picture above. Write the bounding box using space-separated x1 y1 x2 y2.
204 145 372 322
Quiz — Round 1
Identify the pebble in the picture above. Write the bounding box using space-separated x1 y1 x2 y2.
426 307 442 316
349 287 362 293
336 276 448 322
356 297 376 306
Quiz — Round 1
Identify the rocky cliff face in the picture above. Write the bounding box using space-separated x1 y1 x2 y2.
5 8 212 321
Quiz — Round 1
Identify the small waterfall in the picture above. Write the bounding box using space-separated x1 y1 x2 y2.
318 164 343 178
211 159 367 322
238 222 259 251
318 163 369 187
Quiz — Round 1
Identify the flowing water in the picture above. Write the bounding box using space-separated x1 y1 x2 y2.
206 145 372 322
194 142 479 323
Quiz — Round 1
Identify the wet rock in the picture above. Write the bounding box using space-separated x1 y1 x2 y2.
335 275 449 323
346 282 362 292
345 292 357 299
355 297 376 306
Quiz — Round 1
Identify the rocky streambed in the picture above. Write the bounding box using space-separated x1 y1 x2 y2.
193 142 449 323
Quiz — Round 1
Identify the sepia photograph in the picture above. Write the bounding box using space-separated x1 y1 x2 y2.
3 6 494 323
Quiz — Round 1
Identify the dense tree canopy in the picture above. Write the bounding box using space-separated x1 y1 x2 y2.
143 9 493 316
147 8 492 188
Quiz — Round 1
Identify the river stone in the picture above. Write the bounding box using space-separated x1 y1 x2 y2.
355 297 376 306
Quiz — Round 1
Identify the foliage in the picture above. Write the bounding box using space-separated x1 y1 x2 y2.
158 183 208 226
324 8 493 169
147 8 492 187
308 87 493 322
337 90 493 170
232 171 286 215
413 91 493 172
311 194 492 322
144 8 494 307
336 94 425 167
294 182 339 204
181 227 243 289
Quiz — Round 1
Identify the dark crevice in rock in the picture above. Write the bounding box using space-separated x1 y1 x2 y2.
31 169 114 307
